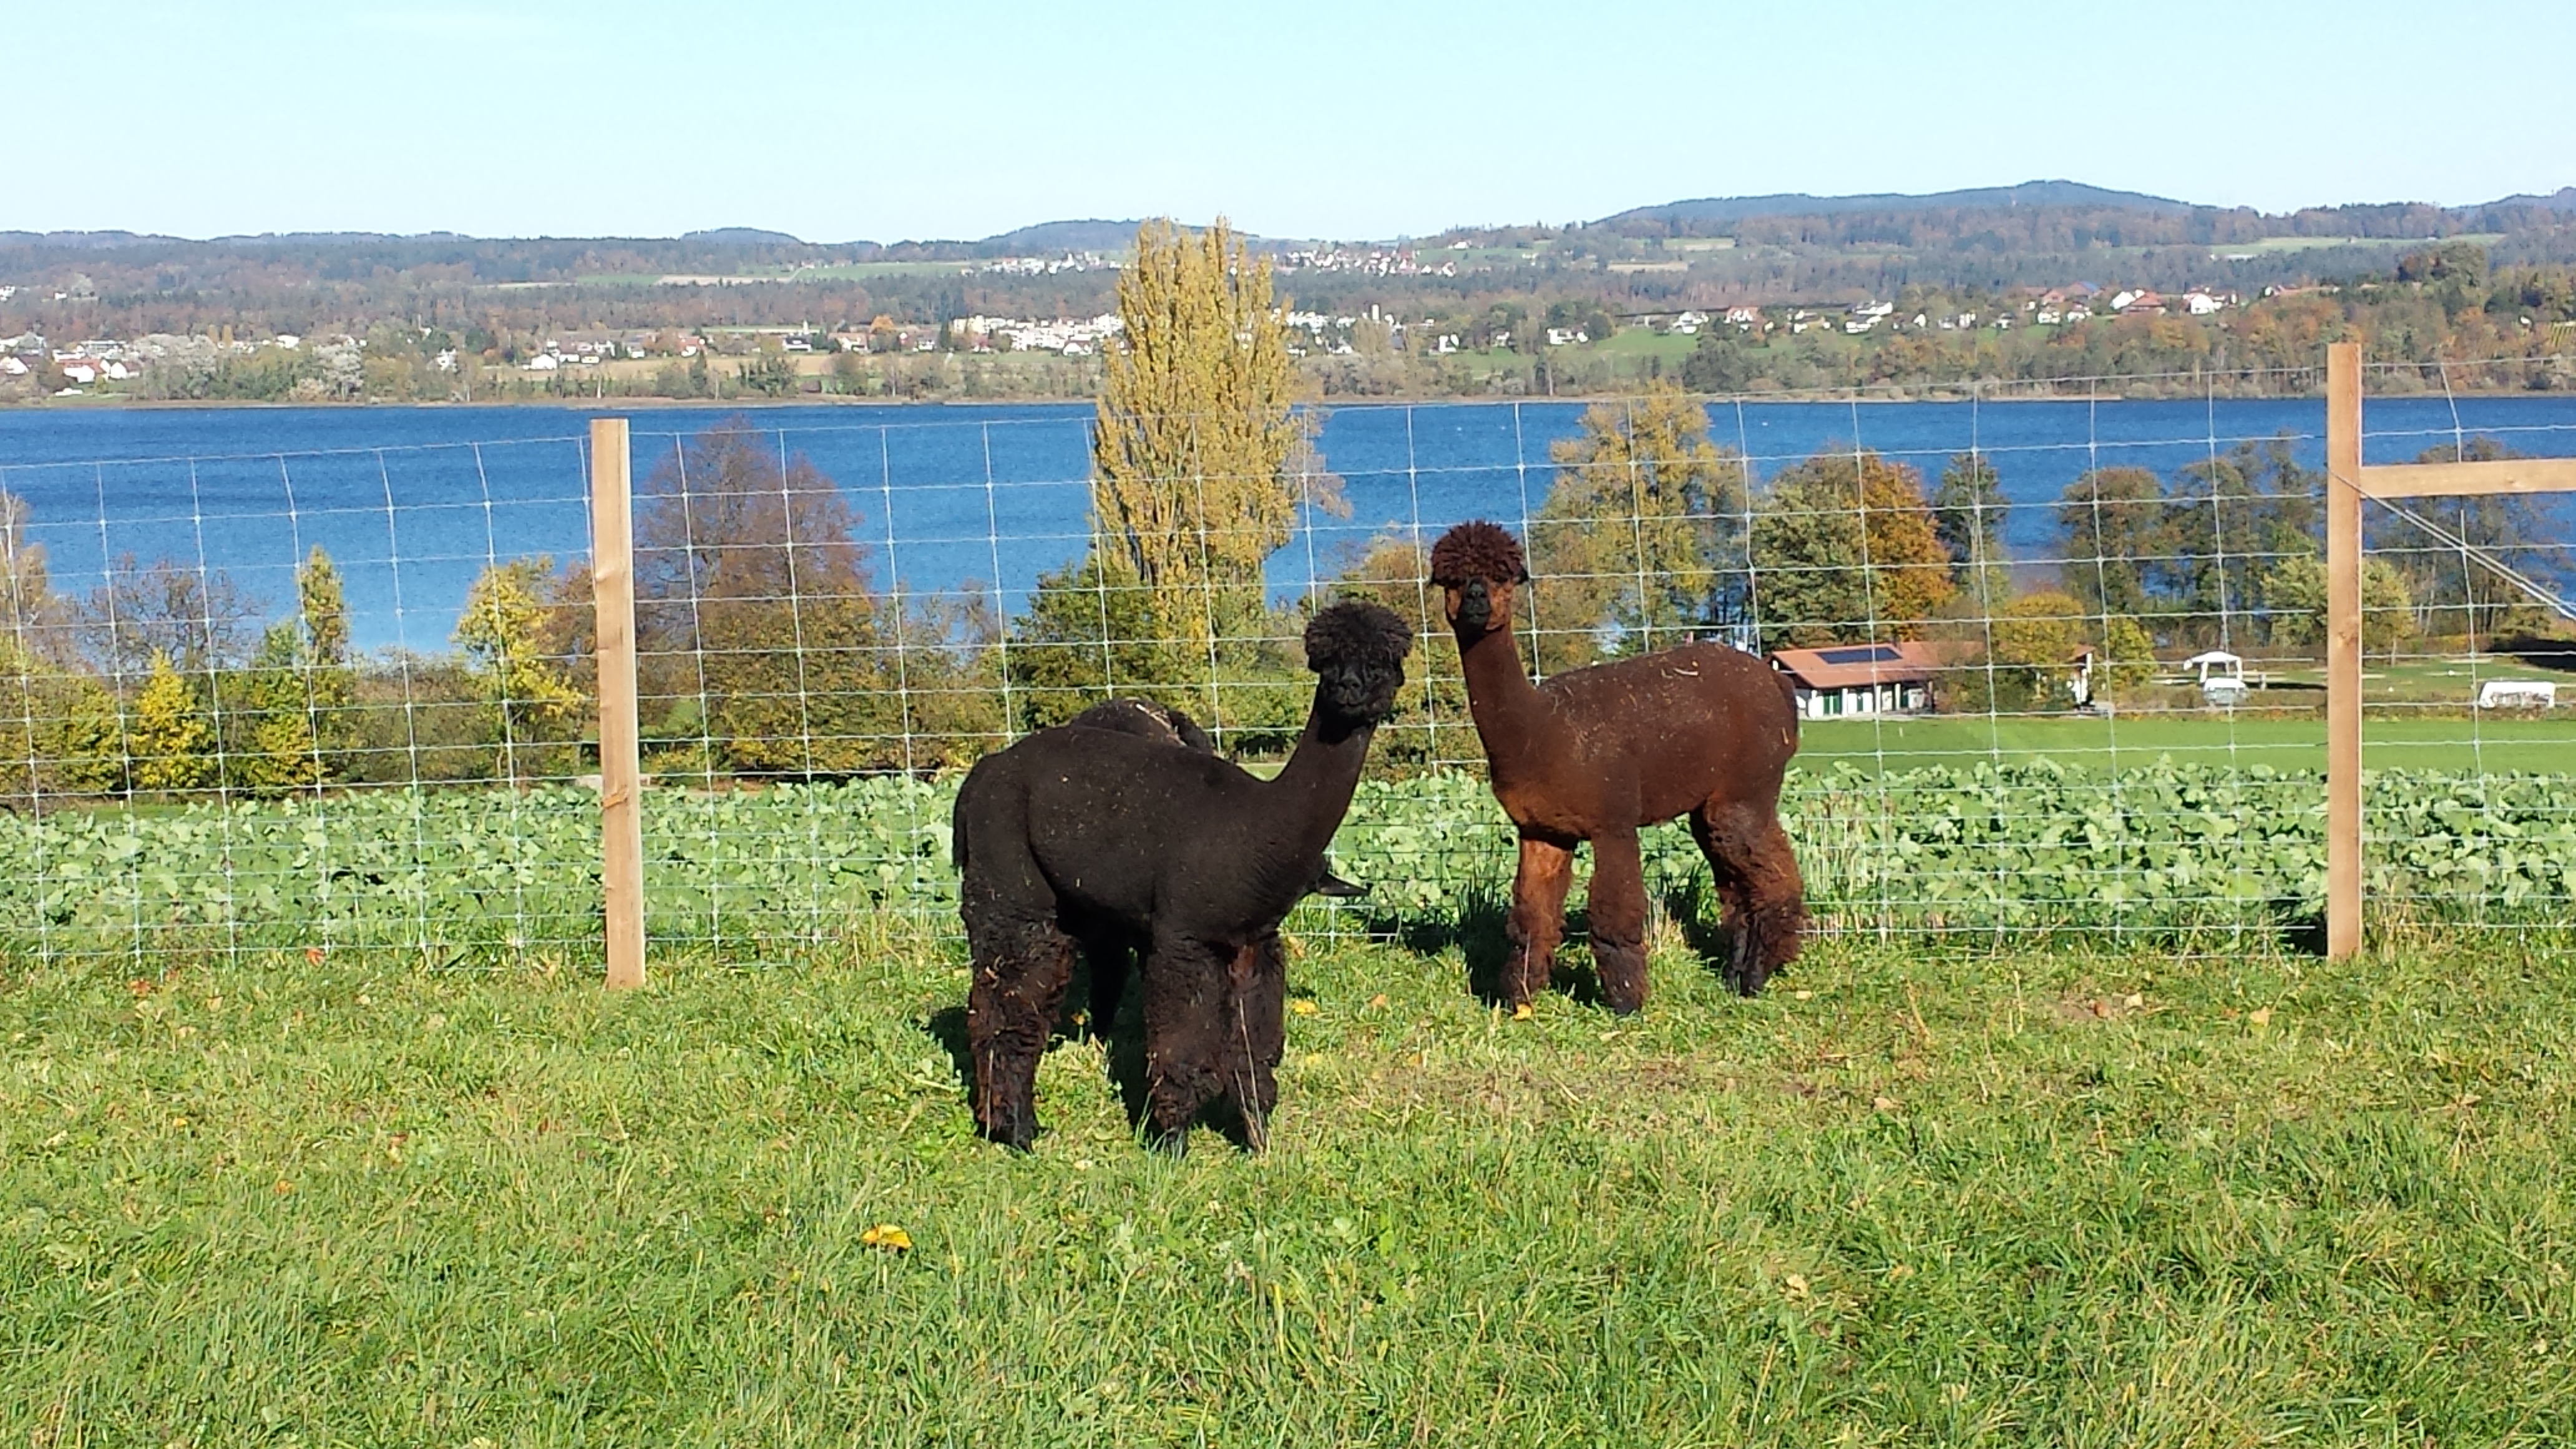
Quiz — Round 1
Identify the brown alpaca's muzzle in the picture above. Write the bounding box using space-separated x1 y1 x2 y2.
1455 578 1493 633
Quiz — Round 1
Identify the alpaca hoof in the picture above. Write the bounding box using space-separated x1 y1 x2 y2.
979 1106 1039 1153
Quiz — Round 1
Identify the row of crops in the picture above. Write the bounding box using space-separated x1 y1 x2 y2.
1 761 2570 965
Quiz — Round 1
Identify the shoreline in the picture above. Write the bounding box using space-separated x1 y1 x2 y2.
17 388 2559 415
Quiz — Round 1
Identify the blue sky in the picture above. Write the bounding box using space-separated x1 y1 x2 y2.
17 0 2572 242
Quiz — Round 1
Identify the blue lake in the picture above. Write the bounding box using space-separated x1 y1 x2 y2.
3 396 2573 651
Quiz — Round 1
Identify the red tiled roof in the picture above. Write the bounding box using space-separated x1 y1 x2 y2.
1770 641 1941 690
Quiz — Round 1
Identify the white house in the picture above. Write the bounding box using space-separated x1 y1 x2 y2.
1770 642 1942 719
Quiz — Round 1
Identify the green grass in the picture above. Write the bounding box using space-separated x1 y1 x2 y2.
4 929 2572 1445
1800 713 2576 776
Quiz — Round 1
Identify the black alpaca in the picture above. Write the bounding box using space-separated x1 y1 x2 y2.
956 602 1412 1153
1058 700 1367 1039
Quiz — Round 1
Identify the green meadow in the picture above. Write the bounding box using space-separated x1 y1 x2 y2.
2 923 2571 1446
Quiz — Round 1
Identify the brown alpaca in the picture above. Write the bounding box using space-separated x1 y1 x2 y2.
1428 520 1807 1010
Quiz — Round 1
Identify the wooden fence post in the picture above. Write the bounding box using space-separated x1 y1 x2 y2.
590 417 646 989
2324 343 2363 960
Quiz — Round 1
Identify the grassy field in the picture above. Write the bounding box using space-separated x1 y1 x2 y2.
1800 713 2576 776
2 927 2571 1445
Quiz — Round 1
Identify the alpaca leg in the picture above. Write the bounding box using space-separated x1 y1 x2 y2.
1139 934 1232 1154
1077 926 1132 1039
1694 802 1809 996
1587 827 1651 1015
1222 934 1289 1153
1505 836 1576 1008
965 915 1078 1151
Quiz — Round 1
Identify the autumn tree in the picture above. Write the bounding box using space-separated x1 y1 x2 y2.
130 650 214 794
1075 218 1322 696
2100 614 2159 696
1750 448 1957 648
1526 381 1746 673
630 420 957 776
456 556 583 785
76 555 261 681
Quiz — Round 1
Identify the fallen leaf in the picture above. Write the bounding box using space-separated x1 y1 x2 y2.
1366 994 1388 1010
860 1224 912 1253
2124 993 2145 1008
1873 1096 1900 1112
1511 1003 1533 1022
305 946 325 966
1793 990 1814 1001
1784 1273 1810 1298
1290 1000 1318 1017
127 978 154 998
273 1180 293 1195
2249 1007 2273 1028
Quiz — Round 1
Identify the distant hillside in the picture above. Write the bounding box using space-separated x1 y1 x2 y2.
965 219 1151 256
681 227 808 246
2487 187 2576 213
1599 180 2192 229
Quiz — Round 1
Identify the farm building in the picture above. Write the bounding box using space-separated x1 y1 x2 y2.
1770 642 1942 719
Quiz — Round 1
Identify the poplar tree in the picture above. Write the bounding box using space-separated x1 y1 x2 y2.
297 547 356 770
1088 218 1310 666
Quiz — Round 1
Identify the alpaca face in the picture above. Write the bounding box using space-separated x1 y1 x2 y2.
1427 520 1527 640
1305 601 1413 726
1443 577 1517 637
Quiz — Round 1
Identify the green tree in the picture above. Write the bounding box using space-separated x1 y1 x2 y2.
130 650 214 794
230 624 322 796
1679 328 1756 394
1933 451 2012 615
2263 554 2416 657
1751 448 1958 648
456 557 583 785
2373 437 2563 643
296 547 358 773
2054 467 2167 620
2166 436 2321 646
1526 381 1745 671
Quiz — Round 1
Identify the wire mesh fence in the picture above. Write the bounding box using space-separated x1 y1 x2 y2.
2 363 2572 972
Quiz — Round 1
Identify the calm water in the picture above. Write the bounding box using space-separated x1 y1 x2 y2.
3 396 2572 651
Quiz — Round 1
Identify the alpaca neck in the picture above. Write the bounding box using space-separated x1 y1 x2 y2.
1257 702 1376 884
1455 623 1555 781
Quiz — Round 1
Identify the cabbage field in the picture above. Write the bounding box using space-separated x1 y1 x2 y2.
2 761 2569 966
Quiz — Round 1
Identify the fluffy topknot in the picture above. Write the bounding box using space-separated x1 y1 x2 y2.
1304 600 1413 676
1428 520 1528 587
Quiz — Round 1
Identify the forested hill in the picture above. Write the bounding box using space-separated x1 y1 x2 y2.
6 182 2575 405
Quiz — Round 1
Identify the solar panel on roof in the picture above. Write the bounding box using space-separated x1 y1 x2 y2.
1816 645 1901 665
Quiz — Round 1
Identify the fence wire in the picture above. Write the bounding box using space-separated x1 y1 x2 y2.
1 369 2572 971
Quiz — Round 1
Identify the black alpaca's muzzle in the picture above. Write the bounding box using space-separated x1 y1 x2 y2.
1456 578 1492 633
